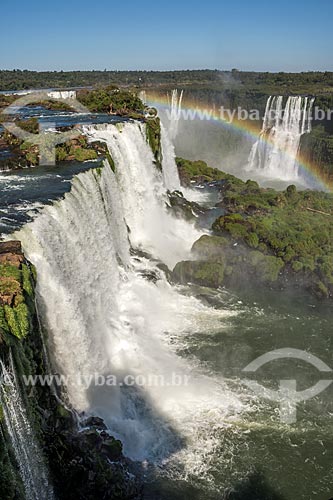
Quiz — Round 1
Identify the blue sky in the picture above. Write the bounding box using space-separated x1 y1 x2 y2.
1 0 332 71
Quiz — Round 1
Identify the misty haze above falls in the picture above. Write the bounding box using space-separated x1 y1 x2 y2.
152 90 317 190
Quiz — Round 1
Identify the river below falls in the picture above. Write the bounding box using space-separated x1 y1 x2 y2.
144 284 333 500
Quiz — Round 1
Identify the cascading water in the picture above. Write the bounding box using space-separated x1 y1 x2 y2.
160 122 181 191
247 95 314 181
159 118 217 205
138 90 147 104
47 90 76 100
138 89 181 190
84 122 199 268
0 355 54 500
14 121 244 468
167 89 183 141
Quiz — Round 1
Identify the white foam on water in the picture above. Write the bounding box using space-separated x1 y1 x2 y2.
13 122 245 473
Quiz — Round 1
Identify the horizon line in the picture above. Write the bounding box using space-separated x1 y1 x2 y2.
1 68 333 74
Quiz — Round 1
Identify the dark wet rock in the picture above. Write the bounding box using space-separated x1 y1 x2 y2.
138 268 161 283
44 416 141 500
167 190 206 220
82 416 107 431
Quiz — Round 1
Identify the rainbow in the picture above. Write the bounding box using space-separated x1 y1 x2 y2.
145 91 333 193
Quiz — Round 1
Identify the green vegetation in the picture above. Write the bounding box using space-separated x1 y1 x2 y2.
172 260 225 288
146 117 162 169
191 235 229 259
0 241 141 498
73 147 97 162
0 258 32 340
3 118 39 145
77 86 144 115
0 87 146 170
91 142 116 172
3 303 30 340
1 118 39 167
213 180 333 296
1 126 99 167
22 264 34 297
0 93 16 111
176 157 241 186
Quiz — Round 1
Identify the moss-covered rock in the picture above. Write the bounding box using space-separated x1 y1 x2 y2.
0 244 32 339
176 157 240 187
248 251 284 283
178 160 333 298
189 235 284 289
191 235 229 260
3 303 30 339
73 147 97 162
172 260 225 288
146 118 162 169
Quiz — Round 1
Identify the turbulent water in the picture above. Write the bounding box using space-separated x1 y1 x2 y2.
0 355 54 499
15 122 243 467
83 122 199 267
247 96 315 182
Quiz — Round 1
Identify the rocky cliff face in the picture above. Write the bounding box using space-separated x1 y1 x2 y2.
300 127 333 185
0 241 141 500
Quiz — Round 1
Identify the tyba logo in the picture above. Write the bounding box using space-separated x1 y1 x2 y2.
242 348 332 423
1 91 91 166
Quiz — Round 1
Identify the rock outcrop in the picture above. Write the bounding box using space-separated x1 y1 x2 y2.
172 158 333 300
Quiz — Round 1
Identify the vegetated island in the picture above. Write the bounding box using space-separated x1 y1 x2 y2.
172 158 333 301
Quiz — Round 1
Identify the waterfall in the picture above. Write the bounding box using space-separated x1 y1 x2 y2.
160 122 181 191
138 90 181 190
3 90 77 99
14 121 243 465
247 95 314 181
0 355 54 500
47 90 77 100
167 89 183 141
84 122 198 268
138 90 147 104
